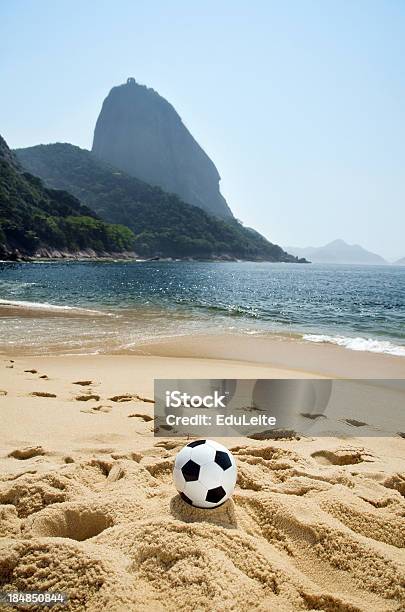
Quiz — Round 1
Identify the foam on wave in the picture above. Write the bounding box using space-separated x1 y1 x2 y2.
0 299 112 317
304 333 405 357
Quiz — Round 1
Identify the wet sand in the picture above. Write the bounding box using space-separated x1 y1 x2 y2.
139 332 405 378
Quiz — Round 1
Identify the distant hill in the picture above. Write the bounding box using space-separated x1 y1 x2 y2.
0 134 135 259
395 257 405 265
92 78 233 219
285 239 387 265
15 143 302 262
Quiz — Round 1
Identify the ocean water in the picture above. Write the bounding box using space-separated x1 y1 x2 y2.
0 260 404 356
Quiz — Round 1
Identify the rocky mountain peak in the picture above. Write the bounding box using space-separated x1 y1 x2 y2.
92 79 233 219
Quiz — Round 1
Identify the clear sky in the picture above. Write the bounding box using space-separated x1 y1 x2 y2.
1 0 404 260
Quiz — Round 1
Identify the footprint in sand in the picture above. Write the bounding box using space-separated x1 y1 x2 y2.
73 380 93 386
39 374 48 379
128 413 154 422
0 390 7 396
344 418 368 427
108 393 155 403
30 391 57 398
300 412 327 420
8 446 46 460
108 394 134 402
311 446 373 466
154 440 181 451
92 404 111 412
76 394 101 402
136 395 155 404
248 429 299 441
24 369 38 374
80 405 111 414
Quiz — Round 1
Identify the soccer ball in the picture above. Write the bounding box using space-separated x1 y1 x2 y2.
173 440 237 509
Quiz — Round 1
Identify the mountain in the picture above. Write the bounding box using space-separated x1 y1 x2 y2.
0 135 20 169
285 239 387 265
15 143 302 262
0 134 135 259
395 257 405 265
92 78 233 220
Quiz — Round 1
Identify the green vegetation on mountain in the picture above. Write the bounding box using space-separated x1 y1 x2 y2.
16 143 302 261
0 135 134 258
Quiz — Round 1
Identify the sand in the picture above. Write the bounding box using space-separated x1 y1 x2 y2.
139 333 405 378
0 352 404 611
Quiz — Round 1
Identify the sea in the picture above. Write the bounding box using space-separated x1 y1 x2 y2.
0 260 404 357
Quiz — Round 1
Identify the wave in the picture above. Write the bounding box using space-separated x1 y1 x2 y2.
184 301 261 318
303 334 405 357
0 281 37 288
0 299 113 317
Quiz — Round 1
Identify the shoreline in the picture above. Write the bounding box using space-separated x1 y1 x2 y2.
3 257 405 265
0 254 307 263
1 330 405 377
116 332 405 378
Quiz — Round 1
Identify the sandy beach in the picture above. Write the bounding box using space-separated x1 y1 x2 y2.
139 333 405 378
0 346 404 611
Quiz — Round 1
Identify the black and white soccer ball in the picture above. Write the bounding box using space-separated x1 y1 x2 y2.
173 440 237 509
